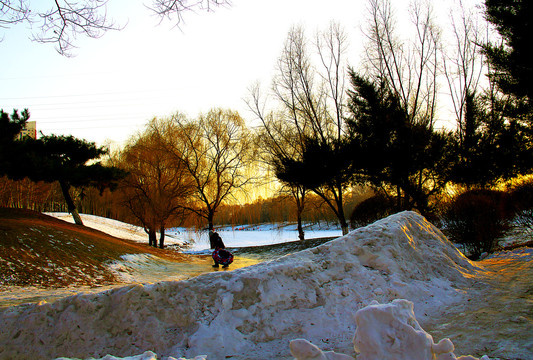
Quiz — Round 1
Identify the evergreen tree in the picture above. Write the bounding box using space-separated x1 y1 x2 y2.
0 109 30 176
346 71 452 214
483 0 533 176
0 109 125 225
483 0 533 108
449 91 496 188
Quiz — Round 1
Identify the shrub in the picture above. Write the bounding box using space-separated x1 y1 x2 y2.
350 193 396 229
507 178 533 232
444 189 511 259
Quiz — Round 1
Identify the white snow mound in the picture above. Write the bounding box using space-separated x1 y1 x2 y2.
0 211 481 359
289 299 491 360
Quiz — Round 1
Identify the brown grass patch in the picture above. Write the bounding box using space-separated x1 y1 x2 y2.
0 208 206 288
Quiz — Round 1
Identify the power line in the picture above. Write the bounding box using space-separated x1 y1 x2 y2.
3 95 177 108
41 123 145 131
0 88 181 101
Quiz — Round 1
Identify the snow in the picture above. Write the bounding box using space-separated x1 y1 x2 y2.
288 299 494 360
45 212 174 244
45 212 343 251
0 211 513 360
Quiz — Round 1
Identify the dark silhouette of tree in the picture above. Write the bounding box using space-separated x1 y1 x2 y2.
248 86 309 240
0 109 29 175
482 0 533 176
0 108 125 225
483 0 533 109
23 135 125 225
355 0 457 215
448 78 532 189
448 91 490 188
273 136 354 234
251 24 353 235
0 0 230 55
346 71 452 214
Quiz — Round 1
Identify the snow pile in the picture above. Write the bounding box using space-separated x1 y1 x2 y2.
0 211 481 359
351 299 490 360
289 299 490 360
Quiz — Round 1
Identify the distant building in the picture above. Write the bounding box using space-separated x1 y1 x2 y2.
18 121 37 140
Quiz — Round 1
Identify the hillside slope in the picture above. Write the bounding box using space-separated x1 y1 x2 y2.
0 208 201 287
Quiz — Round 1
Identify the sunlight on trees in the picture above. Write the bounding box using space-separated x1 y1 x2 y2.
2 0 532 244
115 117 194 248
166 108 256 231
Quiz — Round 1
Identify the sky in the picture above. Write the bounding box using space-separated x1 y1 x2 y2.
0 0 369 147
0 0 485 148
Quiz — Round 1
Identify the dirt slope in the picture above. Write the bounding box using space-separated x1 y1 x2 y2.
0 208 205 288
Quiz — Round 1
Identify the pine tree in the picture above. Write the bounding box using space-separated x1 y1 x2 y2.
346 71 452 214
0 109 125 225
484 0 533 107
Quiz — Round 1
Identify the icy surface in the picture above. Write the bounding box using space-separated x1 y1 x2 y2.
0 211 485 359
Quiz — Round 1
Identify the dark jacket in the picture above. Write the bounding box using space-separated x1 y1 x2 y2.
209 231 225 249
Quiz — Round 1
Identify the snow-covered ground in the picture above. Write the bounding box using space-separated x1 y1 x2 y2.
2 211 531 360
45 212 343 252
0 214 338 308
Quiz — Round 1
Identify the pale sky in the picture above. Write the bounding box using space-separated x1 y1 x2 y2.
1 0 484 147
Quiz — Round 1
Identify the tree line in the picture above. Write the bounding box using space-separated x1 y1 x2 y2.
1 0 531 250
249 0 532 239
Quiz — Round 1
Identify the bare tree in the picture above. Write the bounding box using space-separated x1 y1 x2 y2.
149 0 230 27
168 108 255 231
248 84 309 240
0 0 229 55
251 24 352 235
117 117 194 248
357 0 451 212
363 0 440 125
443 0 486 139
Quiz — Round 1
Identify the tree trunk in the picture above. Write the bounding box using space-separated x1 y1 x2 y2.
59 180 83 225
159 223 165 249
336 188 349 235
148 228 157 247
207 210 215 231
296 189 306 240
297 216 305 241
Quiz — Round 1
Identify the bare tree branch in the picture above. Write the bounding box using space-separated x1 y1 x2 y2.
1 0 231 55
148 0 230 27
0 1 31 27
443 0 486 133
363 0 440 124
35 0 121 56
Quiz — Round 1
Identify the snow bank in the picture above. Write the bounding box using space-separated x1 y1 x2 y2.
44 213 186 246
0 211 481 359
289 299 491 360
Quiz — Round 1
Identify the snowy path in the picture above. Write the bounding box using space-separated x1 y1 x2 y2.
427 248 533 359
